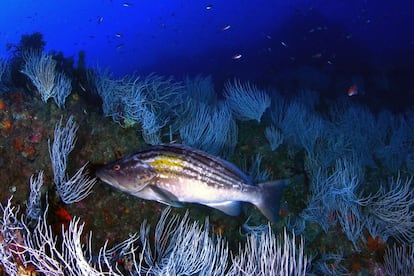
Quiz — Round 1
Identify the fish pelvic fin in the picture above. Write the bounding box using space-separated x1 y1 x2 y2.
256 179 290 223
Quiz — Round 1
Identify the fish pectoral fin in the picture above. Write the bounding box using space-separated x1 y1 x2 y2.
205 201 241 216
134 183 151 193
149 186 183 208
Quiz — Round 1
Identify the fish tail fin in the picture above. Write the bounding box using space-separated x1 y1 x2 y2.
256 179 290 223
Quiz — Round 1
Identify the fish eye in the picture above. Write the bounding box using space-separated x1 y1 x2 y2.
113 164 121 171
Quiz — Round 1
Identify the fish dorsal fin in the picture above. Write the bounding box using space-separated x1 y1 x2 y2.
204 201 241 216
149 186 183 208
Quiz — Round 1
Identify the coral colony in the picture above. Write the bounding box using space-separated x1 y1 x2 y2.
1 43 414 275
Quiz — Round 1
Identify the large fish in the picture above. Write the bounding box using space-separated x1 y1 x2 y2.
96 144 289 223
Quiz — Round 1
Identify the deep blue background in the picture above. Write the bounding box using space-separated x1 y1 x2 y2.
1 0 413 109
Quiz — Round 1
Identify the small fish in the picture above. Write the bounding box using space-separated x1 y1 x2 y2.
78 82 87 92
206 4 213 10
123 2 132 7
348 84 358 96
281 41 288 48
116 43 125 49
221 24 231 31
232 54 242 60
115 33 122 38
96 144 289 223
97 16 104 24
312 52 322 58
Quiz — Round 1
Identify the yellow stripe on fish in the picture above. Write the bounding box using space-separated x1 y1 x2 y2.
146 154 185 172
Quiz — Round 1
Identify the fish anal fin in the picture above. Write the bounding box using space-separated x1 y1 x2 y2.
205 201 241 216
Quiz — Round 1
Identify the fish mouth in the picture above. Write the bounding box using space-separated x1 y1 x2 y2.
95 169 119 187
95 167 104 180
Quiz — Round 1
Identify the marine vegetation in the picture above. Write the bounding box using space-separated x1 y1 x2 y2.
0 44 413 275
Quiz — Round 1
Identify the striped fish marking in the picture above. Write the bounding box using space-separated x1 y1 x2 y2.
96 144 289 222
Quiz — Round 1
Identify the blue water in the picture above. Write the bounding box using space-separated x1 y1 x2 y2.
1 0 413 109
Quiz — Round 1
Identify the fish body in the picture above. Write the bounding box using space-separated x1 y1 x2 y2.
96 144 288 222
348 84 358 96
232 54 242 60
